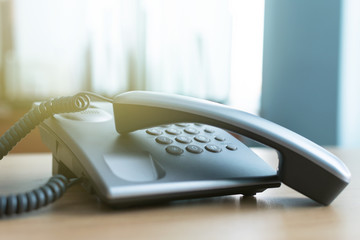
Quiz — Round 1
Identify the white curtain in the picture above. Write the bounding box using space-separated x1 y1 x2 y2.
5 0 264 113
143 0 232 102
8 0 89 99
89 0 233 102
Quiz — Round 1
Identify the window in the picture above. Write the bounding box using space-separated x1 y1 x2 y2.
0 0 265 114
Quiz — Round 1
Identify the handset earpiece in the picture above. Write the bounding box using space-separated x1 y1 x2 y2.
113 91 351 205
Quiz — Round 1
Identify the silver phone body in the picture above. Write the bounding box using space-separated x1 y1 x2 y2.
38 102 280 206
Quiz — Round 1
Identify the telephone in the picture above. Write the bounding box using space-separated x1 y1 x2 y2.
0 91 351 216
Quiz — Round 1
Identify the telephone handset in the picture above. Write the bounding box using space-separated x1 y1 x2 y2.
0 91 351 216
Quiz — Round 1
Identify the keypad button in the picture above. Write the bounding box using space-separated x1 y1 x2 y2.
215 136 226 141
194 135 210 143
226 144 238 151
175 123 190 127
155 136 173 144
146 129 163 135
166 145 184 155
186 145 203 154
165 128 182 135
205 144 222 153
175 136 192 144
204 128 215 133
184 127 200 135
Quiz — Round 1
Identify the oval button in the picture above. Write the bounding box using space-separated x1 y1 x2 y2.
155 136 173 144
205 144 222 153
186 145 203 154
166 145 184 155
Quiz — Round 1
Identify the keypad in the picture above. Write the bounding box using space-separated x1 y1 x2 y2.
145 123 238 156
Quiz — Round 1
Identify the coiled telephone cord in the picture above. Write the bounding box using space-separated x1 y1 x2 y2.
0 92 111 217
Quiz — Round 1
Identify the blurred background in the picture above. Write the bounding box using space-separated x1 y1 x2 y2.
0 0 359 152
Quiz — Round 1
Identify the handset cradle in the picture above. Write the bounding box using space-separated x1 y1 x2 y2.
113 91 351 205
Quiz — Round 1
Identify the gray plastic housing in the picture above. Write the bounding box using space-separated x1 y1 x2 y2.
38 102 280 206
113 91 351 205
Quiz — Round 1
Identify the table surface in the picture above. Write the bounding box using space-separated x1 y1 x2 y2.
0 148 358 240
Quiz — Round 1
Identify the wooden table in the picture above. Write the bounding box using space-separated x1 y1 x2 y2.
0 148 358 240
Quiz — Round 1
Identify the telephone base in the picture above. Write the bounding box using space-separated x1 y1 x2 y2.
40 102 281 207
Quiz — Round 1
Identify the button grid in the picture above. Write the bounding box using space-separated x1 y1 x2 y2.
145 123 238 155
